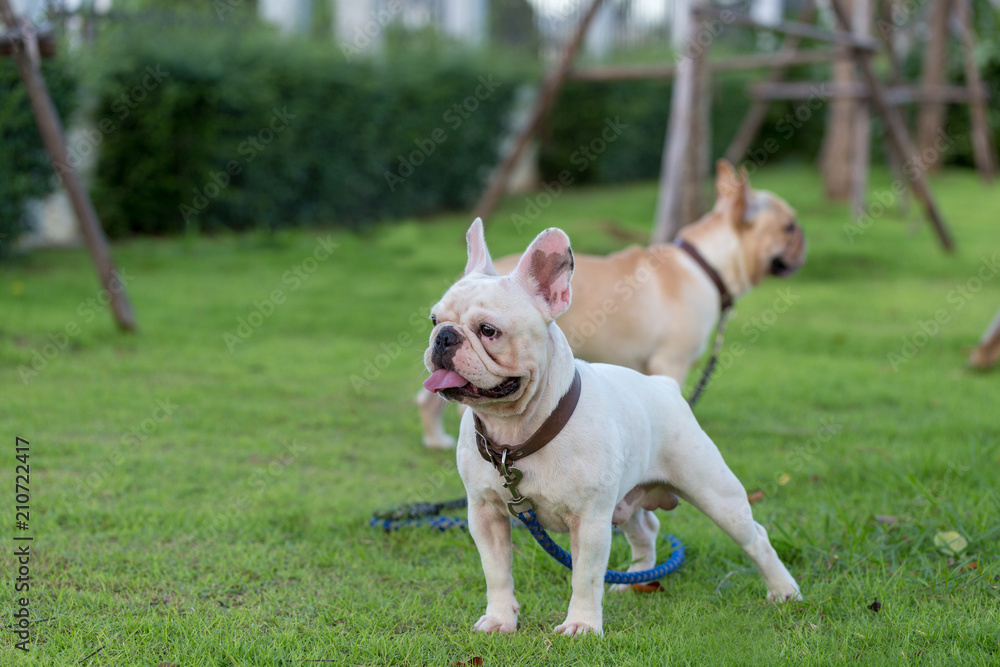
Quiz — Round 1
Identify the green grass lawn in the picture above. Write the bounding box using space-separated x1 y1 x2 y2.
1 166 998 665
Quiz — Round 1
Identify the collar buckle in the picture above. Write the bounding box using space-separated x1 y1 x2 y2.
499 450 534 517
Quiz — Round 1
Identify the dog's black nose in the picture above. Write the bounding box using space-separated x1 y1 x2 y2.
434 326 461 356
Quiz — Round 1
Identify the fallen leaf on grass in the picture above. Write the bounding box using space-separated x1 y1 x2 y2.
962 561 979 572
631 581 663 593
933 531 968 556
778 474 791 486
867 597 882 613
747 490 765 504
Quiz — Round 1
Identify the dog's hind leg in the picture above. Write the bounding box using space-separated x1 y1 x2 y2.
609 508 659 593
668 431 801 602
416 388 454 449
468 500 519 633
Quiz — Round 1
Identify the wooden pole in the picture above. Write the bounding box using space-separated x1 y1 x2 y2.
472 0 605 222
651 0 710 243
952 0 996 181
829 0 955 252
915 0 951 172
821 0 857 203
849 0 872 216
0 1 136 330
874 1 911 217
969 308 1000 369
684 31 712 230
724 0 818 165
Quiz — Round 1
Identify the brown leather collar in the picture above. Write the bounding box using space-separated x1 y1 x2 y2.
474 368 582 469
674 238 734 312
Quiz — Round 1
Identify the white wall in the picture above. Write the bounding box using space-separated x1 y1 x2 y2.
259 0 312 34
441 0 486 45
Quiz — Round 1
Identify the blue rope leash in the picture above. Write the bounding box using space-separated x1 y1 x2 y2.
516 509 684 584
369 515 469 531
371 501 685 584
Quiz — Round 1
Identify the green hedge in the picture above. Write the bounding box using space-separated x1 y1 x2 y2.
88 27 523 236
540 50 1000 186
82 16 1000 237
0 57 78 256
539 66 835 187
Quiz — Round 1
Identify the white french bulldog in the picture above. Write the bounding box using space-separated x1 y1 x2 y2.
423 219 801 636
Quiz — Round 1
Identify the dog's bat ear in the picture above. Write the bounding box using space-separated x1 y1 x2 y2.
464 218 498 277
512 228 574 321
714 159 751 226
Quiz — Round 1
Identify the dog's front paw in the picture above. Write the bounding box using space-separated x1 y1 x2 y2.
474 614 517 634
554 620 603 637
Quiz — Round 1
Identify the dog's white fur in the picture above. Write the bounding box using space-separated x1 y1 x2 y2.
424 220 801 636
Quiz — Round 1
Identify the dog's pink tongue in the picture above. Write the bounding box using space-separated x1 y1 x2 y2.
423 369 469 393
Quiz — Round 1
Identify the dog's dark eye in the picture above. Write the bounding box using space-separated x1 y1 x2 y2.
430 314 438 326
785 222 797 234
479 323 499 338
